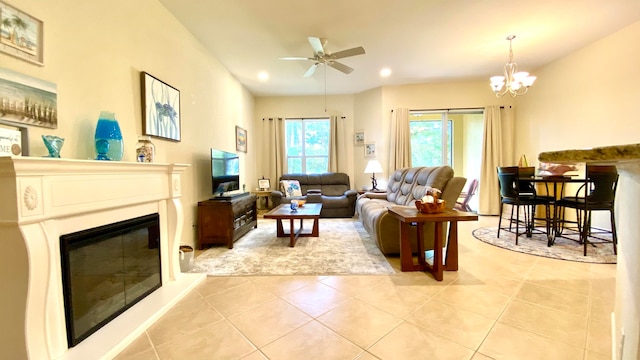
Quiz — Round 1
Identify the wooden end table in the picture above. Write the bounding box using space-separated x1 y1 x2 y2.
263 203 322 247
388 207 478 281
251 190 272 210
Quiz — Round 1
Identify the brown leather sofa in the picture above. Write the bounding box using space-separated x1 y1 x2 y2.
270 172 357 218
356 166 466 255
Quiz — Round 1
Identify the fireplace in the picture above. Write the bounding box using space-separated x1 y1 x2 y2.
0 157 205 360
61 213 162 347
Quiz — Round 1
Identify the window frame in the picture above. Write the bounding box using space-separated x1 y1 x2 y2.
284 117 330 174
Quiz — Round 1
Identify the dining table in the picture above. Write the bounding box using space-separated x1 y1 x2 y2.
518 174 586 245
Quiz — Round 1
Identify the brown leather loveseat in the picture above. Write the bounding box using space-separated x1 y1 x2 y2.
270 172 357 218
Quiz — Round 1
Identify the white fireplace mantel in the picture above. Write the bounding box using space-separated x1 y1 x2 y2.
0 157 205 360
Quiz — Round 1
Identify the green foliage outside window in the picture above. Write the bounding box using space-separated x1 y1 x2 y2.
285 119 330 173
410 120 452 166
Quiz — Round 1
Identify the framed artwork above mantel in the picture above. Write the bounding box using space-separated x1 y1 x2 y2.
0 1 44 66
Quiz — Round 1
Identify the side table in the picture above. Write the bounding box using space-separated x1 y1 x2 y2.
251 190 272 210
388 207 478 281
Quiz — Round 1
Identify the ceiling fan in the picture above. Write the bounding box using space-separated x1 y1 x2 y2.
280 37 366 77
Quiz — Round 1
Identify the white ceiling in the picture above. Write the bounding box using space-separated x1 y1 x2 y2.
158 0 640 97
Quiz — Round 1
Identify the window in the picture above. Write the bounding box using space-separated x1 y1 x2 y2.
285 118 330 173
410 117 453 167
409 109 484 169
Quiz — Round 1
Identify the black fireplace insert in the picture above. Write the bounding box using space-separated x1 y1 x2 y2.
60 213 161 347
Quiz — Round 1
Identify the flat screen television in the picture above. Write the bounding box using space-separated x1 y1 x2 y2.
210 148 240 196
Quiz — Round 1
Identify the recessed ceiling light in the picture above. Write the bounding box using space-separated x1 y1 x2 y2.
380 68 392 77
258 71 269 81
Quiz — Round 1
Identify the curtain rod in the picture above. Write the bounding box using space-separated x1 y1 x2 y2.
392 106 509 112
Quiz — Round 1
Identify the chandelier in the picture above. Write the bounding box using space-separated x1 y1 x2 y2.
489 35 536 97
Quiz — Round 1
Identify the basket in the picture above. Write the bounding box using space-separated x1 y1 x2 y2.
415 199 446 214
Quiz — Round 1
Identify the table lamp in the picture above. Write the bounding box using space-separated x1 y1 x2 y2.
364 159 383 190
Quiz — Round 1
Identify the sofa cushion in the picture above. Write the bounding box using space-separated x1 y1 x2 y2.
280 180 303 196
411 166 455 202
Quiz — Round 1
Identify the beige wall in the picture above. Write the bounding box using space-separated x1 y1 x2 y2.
254 94 356 186
1 0 256 248
515 22 640 162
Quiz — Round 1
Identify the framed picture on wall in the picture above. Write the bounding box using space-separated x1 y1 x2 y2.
0 68 57 129
0 1 44 66
365 143 376 157
141 72 181 142
236 126 247 153
354 130 365 145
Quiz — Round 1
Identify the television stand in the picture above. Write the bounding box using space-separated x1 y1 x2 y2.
197 194 257 249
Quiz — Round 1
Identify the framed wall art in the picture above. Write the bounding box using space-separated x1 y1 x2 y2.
364 143 376 157
0 67 57 128
0 1 43 66
354 130 365 145
141 71 181 142
235 126 247 153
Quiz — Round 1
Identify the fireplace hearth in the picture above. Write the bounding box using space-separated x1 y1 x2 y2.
0 157 205 360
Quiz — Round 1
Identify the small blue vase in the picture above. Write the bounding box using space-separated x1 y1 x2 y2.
42 135 64 158
94 111 124 161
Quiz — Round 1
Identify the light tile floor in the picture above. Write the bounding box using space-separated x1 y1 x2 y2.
115 216 615 360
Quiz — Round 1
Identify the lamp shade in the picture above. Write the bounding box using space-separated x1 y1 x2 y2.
364 159 383 174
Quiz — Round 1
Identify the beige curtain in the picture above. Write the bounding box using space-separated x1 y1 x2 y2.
478 106 514 215
388 108 411 171
261 117 286 188
328 115 346 173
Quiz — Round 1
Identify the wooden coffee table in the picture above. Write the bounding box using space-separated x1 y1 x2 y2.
263 203 322 247
388 207 478 281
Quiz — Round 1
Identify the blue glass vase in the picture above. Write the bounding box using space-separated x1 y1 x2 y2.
42 135 64 158
94 111 124 161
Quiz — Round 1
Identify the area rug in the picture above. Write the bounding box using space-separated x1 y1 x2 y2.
190 218 396 276
472 227 617 264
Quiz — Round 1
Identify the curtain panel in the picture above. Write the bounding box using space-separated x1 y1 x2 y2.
328 115 347 173
261 117 285 188
478 106 514 215
388 108 411 172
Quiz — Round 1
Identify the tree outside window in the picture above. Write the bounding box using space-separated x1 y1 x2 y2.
410 119 452 167
285 118 330 173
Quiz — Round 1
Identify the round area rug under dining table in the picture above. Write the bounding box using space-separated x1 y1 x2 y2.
472 226 616 264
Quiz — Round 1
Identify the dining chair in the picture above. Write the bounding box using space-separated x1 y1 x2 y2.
554 165 618 255
497 166 552 244
454 178 478 212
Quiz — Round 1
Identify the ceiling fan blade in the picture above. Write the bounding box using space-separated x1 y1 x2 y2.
327 61 353 74
308 37 325 55
330 46 366 60
279 56 312 61
304 63 319 77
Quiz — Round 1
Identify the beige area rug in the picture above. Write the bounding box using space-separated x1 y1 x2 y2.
190 218 396 276
472 226 617 264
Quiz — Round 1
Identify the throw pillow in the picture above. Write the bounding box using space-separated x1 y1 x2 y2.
280 180 303 197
